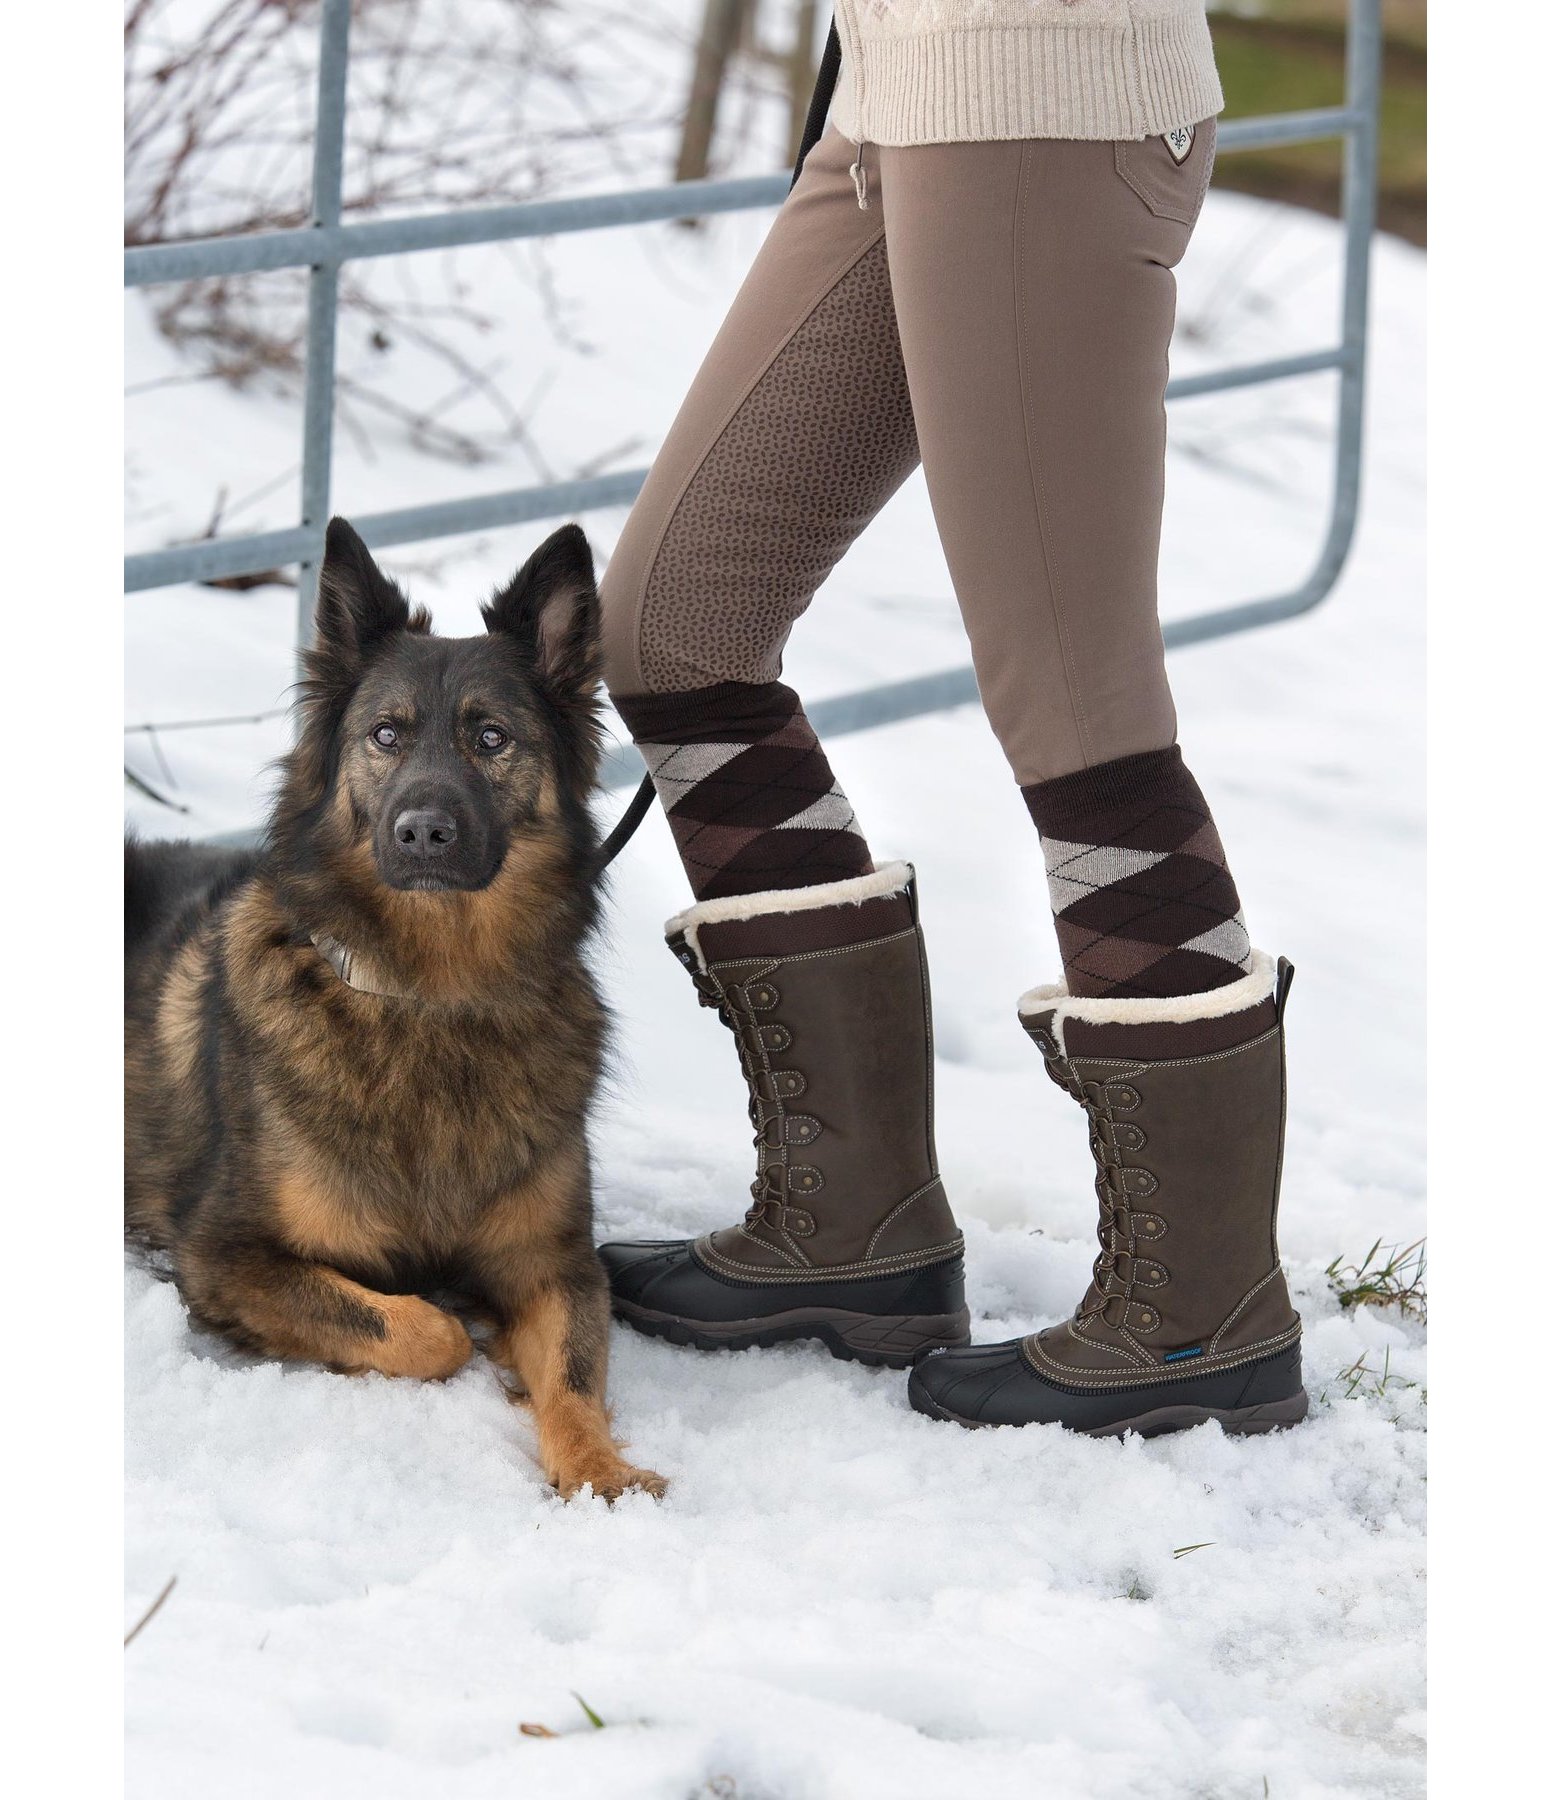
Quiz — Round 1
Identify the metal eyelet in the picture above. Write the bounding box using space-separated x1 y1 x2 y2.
759 1024 792 1052
786 1115 821 1146
745 983 779 1010
1105 1083 1141 1112
1122 1168 1159 1199
790 1166 823 1194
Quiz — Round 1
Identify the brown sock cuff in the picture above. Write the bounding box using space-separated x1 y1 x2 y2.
1020 746 1198 839
612 680 800 745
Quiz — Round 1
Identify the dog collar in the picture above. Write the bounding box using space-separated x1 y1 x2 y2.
310 931 412 1000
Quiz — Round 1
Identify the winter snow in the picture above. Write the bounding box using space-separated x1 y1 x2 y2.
125 47 1426 1800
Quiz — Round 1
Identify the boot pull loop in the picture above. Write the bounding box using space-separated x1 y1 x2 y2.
903 861 921 926
1275 956 1296 1020
1020 1013 1061 1063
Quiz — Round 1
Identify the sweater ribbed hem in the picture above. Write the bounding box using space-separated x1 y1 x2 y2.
830 18 1223 146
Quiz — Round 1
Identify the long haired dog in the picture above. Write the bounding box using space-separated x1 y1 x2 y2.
125 518 664 1501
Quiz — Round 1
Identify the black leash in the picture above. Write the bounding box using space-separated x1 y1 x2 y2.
791 18 843 190
595 764 660 868
596 18 843 874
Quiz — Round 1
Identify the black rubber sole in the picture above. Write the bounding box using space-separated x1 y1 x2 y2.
909 1379 1309 1436
611 1295 972 1369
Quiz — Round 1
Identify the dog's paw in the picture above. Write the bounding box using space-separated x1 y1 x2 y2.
369 1295 474 1381
555 1459 669 1504
615 1464 669 1502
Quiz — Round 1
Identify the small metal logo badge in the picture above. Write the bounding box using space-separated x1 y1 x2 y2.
1164 124 1195 164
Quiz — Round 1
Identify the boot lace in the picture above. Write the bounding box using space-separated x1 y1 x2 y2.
689 966 819 1236
1040 1052 1165 1333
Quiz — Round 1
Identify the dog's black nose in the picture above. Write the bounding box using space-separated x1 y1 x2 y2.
393 809 458 857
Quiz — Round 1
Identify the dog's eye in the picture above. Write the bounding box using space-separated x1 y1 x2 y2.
478 726 508 752
370 724 399 749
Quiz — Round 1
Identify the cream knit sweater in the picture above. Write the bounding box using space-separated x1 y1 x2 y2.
829 0 1223 145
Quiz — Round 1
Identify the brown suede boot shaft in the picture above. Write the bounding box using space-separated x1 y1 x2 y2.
667 868 962 1283
1017 957 1300 1389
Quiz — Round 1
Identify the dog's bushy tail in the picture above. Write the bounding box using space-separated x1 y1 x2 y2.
125 836 261 960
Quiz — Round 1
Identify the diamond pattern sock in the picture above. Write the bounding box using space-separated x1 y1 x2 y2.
1021 747 1251 999
614 680 873 901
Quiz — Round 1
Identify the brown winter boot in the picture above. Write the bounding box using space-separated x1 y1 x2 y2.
601 862 970 1366
910 952 1308 1433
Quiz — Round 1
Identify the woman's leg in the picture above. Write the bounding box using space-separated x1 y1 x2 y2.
882 123 1250 1001
880 127 1305 1434
597 135 967 1361
600 128 920 901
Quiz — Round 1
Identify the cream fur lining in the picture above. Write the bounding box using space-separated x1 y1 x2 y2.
1018 949 1278 1055
666 861 913 967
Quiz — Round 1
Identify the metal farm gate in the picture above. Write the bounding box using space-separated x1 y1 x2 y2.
124 0 1383 797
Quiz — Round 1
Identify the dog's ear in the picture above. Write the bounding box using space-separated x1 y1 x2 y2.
482 524 600 700
315 518 411 665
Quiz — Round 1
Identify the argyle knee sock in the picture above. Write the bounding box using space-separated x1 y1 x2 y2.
1021 747 1251 999
613 679 873 901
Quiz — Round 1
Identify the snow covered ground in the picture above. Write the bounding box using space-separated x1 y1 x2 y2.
124 68 1427 1800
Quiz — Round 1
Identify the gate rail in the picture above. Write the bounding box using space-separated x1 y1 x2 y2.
124 0 1382 791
